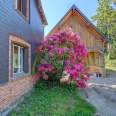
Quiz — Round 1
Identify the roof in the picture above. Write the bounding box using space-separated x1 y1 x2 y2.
46 4 112 43
36 0 48 25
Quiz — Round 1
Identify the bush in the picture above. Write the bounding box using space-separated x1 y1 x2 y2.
33 29 90 88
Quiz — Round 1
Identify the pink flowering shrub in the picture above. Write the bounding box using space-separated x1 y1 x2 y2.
34 29 90 88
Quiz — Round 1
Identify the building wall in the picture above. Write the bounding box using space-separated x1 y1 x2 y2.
0 75 38 112
0 0 44 112
47 16 105 77
0 0 44 85
60 17 103 48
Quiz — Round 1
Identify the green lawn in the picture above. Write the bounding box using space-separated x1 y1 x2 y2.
9 82 96 116
105 59 116 71
105 65 116 71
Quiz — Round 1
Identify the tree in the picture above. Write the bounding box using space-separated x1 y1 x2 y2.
33 29 90 88
91 0 116 59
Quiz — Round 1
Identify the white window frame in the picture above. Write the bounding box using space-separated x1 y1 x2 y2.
13 44 24 74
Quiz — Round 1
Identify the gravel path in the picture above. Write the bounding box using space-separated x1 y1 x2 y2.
78 70 116 116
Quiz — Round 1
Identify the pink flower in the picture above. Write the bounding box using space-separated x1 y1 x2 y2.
48 38 53 41
40 53 43 57
71 72 79 80
78 57 82 61
64 60 70 65
58 51 62 55
59 55 62 58
74 64 80 70
36 74 40 78
80 82 87 88
43 74 48 80
76 80 87 88
68 70 73 74
41 66 45 70
42 61 47 65
56 60 60 63
48 52 53 56
81 68 86 73
82 51 88 57
75 72 79 77
48 63 52 67
52 70 56 73
72 54 76 59
87 66 90 70
48 67 52 71
66 80 70 85
87 74 91 79
64 65 71 70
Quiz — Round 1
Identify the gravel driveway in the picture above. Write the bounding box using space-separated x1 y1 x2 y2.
78 70 116 116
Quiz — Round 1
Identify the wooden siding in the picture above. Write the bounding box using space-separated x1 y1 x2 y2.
46 8 106 77
60 17 103 48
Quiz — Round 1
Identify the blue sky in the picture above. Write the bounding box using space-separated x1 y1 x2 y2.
41 0 98 36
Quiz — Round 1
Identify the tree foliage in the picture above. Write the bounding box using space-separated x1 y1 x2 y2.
91 0 116 59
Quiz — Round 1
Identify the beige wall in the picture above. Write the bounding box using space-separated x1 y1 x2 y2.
60 17 103 48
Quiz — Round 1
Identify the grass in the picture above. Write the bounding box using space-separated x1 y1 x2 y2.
105 59 116 72
105 65 116 71
9 82 96 116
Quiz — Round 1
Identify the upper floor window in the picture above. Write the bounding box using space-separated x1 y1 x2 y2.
17 0 26 17
14 0 30 21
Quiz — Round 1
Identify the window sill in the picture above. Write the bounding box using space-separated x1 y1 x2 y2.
12 72 31 80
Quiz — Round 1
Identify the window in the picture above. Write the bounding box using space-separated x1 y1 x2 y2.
15 0 29 21
13 44 24 74
9 35 31 80
17 0 26 17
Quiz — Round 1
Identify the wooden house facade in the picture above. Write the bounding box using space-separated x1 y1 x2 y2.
47 5 112 77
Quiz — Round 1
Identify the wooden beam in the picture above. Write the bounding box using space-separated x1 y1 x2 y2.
102 40 105 68
72 9 74 17
87 47 104 51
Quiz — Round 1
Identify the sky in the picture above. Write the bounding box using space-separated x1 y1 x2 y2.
41 0 99 37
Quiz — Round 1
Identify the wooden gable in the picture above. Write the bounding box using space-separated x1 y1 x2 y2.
46 5 112 45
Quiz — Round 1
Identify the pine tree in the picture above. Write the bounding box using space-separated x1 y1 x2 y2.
91 0 116 59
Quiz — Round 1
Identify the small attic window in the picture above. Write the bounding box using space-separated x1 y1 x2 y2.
14 0 30 22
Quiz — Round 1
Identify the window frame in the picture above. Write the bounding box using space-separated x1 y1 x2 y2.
14 0 30 22
13 44 24 74
9 35 31 81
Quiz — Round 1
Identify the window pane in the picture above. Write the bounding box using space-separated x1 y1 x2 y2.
17 0 21 12
14 46 18 73
22 0 26 16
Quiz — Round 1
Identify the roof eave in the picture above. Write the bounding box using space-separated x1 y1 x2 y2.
46 4 113 43
104 37 113 43
73 5 113 44
36 0 48 25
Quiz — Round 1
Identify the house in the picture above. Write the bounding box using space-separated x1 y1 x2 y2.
46 5 113 77
0 0 47 113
